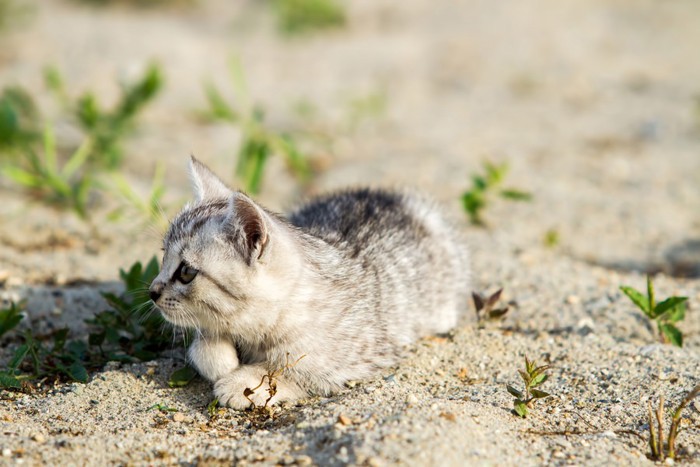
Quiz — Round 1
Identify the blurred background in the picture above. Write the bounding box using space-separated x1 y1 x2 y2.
0 0 699 283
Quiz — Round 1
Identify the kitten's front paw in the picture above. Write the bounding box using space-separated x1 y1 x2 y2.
214 365 304 410
188 336 239 382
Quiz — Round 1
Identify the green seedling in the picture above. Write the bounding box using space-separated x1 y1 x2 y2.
108 162 169 230
619 276 687 347
72 64 163 169
89 256 179 362
202 58 310 194
2 125 93 218
472 288 510 326
648 384 700 461
272 0 345 35
506 356 551 418
462 161 532 226
148 403 178 413
0 300 24 338
543 228 560 248
168 366 197 388
0 257 185 390
0 85 40 152
207 398 221 418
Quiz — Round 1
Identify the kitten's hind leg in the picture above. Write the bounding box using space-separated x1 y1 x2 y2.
214 364 306 410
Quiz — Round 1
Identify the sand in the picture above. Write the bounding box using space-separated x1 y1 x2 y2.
0 0 699 465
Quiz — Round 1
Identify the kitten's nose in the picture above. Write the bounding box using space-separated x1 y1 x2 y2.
149 282 164 302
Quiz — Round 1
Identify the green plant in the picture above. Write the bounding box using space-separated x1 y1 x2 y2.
72 64 163 169
148 403 178 413
0 300 24 338
272 0 345 35
461 161 532 226
0 86 40 153
543 228 560 248
108 162 169 230
648 384 700 461
1 66 169 222
202 59 310 194
472 288 509 327
0 257 186 390
619 276 687 347
506 356 551 418
2 125 93 218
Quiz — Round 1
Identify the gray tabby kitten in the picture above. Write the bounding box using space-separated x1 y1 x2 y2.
149 157 470 409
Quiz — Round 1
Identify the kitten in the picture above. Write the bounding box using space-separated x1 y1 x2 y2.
149 157 470 409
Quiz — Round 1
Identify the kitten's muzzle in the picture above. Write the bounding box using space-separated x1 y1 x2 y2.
149 281 165 302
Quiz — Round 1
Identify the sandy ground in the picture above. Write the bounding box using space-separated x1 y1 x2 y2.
1 0 700 465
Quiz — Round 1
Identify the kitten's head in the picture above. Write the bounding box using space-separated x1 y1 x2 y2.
149 157 291 333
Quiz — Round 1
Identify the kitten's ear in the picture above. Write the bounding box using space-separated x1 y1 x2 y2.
228 193 269 265
189 156 231 202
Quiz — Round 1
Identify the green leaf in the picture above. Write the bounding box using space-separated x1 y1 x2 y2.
168 366 198 388
8 344 29 370
619 286 651 314
500 189 532 201
663 302 686 324
0 302 24 337
530 373 548 387
506 385 524 399
653 297 687 319
659 323 683 348
647 276 655 312
513 400 528 418
518 369 530 385
0 371 22 389
207 398 220 417
66 362 89 383
530 389 550 399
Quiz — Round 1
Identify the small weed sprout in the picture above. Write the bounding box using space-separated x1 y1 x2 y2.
2 125 93 218
202 58 310 194
147 403 178 413
647 384 700 461
2 66 167 222
543 228 560 248
108 162 169 230
619 275 688 347
272 0 346 35
0 257 184 390
43 64 162 169
461 161 532 226
0 300 25 338
0 86 40 152
244 353 306 410
506 356 551 418
472 288 510 327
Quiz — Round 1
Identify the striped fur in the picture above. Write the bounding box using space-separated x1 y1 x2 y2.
149 157 470 409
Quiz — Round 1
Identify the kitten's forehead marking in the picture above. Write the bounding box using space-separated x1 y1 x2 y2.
165 199 229 248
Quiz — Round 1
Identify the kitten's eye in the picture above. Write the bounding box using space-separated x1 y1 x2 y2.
175 262 199 284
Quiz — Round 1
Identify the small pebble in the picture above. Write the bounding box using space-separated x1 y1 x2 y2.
566 295 580 305
406 394 419 405
295 455 313 466
337 414 351 426
31 433 46 443
172 413 185 423
2 448 11 457
664 458 674 465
